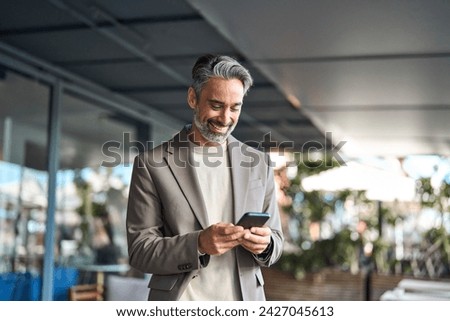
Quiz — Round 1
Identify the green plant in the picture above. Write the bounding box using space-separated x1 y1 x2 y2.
415 176 450 277
277 228 362 279
75 175 93 251
277 154 374 278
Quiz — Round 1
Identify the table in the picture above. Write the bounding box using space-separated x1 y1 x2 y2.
74 264 130 286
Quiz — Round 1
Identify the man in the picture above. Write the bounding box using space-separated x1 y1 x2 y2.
126 54 283 300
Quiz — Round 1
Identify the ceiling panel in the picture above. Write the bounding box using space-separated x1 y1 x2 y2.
188 0 450 59
1 29 135 62
188 0 450 157
0 0 79 30
66 61 180 88
305 107 450 138
257 58 450 107
8 0 409 154
93 0 197 19
133 20 236 57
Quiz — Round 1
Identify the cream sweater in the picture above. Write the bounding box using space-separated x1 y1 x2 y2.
179 141 241 300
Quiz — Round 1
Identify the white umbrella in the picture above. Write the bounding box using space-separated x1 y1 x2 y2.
301 161 416 201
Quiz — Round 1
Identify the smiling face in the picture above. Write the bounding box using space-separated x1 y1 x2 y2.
188 77 244 146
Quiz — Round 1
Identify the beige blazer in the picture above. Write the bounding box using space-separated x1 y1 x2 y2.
126 127 283 300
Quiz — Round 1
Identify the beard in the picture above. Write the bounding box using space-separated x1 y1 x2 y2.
193 109 236 144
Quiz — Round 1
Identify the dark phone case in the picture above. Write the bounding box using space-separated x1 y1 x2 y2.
236 212 270 229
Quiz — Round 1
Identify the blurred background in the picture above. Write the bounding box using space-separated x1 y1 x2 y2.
0 0 449 301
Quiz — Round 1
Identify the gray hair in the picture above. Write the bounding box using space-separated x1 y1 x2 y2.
191 54 253 98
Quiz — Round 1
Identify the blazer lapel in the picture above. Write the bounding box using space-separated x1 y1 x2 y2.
228 136 250 223
165 129 209 229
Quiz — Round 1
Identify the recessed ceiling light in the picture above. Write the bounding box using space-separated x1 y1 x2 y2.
287 94 301 109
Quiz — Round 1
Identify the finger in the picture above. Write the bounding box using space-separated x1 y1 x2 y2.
242 233 270 249
214 240 242 255
206 238 241 255
221 224 244 235
243 231 267 242
221 231 245 242
249 226 271 236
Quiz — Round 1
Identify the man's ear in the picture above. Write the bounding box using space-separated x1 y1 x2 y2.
187 87 197 110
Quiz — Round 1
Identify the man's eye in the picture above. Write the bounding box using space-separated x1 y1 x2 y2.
211 105 221 110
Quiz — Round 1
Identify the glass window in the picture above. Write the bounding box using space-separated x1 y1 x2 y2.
0 65 149 300
56 91 142 271
0 67 50 276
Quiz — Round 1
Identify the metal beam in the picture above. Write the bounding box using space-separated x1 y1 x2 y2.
0 41 184 130
42 80 62 301
47 0 190 84
0 14 202 36
253 52 450 64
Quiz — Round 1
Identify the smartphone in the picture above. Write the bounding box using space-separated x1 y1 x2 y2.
236 212 270 229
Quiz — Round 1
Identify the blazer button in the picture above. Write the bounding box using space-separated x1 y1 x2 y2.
178 263 192 270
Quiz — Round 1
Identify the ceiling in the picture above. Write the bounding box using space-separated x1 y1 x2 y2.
1 0 449 159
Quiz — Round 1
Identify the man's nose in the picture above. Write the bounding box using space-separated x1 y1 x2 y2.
218 108 232 125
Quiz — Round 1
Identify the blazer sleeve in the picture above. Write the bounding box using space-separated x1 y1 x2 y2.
253 153 284 266
126 154 209 275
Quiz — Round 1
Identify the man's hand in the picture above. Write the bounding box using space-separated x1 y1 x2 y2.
198 223 245 255
239 226 272 255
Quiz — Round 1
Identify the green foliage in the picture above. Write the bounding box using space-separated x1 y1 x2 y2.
283 154 345 223
416 177 450 216
416 177 438 208
415 174 450 275
280 154 450 278
279 154 374 277
424 227 450 264
277 228 362 279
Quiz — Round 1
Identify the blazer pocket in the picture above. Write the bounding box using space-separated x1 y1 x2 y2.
148 274 181 291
